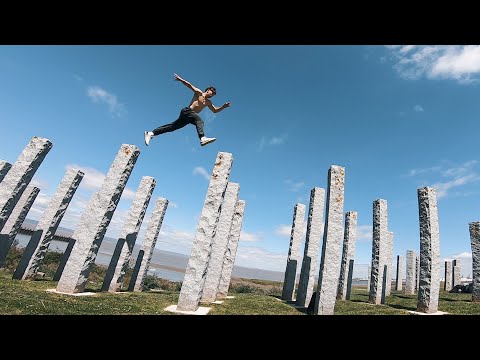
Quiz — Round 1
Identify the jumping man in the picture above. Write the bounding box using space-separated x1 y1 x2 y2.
144 73 231 147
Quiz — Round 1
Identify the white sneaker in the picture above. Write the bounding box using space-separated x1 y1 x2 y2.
200 136 216 146
144 131 153 146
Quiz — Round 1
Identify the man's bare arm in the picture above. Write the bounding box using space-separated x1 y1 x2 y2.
174 73 202 94
207 101 231 114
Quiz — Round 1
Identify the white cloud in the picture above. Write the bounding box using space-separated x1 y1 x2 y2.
193 166 210 181
154 226 195 254
284 179 305 192
87 85 126 117
257 134 287 152
235 245 287 271
275 224 292 237
73 74 84 82
443 252 472 278
357 225 373 242
240 230 261 242
414 105 424 112
385 45 480 83
405 160 480 199
30 178 50 191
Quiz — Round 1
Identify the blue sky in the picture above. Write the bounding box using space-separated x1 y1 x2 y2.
1 45 479 277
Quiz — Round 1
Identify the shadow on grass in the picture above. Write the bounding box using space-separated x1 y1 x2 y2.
387 303 416 311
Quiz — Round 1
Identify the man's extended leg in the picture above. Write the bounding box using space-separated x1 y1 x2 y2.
144 111 189 146
185 110 216 146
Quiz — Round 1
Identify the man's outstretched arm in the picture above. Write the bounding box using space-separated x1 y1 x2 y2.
174 73 202 94
208 101 231 113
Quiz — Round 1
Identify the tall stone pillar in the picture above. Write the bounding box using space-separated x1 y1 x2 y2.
368 199 388 305
337 211 357 300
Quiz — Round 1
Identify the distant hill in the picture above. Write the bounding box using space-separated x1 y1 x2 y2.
20 218 285 282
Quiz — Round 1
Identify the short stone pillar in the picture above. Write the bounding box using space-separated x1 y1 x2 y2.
201 182 240 303
405 250 417 295
345 259 355 300
216 200 246 299
452 259 462 287
444 261 452 291
395 255 405 291
0 160 12 183
101 176 156 292
368 199 388 305
337 211 357 301
313 165 345 315
56 144 140 294
296 187 325 307
281 203 306 301
469 222 480 302
177 152 233 311
13 168 84 280
416 256 420 291
128 197 169 292
416 187 440 314
384 231 394 296
0 137 52 232
0 185 39 267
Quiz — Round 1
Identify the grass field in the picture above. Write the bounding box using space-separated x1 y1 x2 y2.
1 270 479 315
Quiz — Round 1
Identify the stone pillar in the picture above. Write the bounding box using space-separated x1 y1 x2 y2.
452 259 462 287
395 255 405 291
101 176 156 292
128 197 168 292
368 199 388 305
56 144 140 294
201 182 240 302
13 168 84 280
416 187 441 314
296 187 325 307
53 238 75 281
384 231 394 296
0 160 12 183
281 203 306 301
469 222 480 302
345 259 355 300
337 211 357 300
367 266 371 293
0 137 52 232
415 255 420 291
177 152 233 311
444 261 452 291
216 199 246 299
405 250 416 295
0 185 39 267
313 165 345 315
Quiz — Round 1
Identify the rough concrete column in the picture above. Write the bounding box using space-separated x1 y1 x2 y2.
368 199 388 305
0 160 12 183
0 137 52 232
444 261 452 291
415 256 420 291
405 250 417 295
13 168 84 280
101 176 156 292
395 255 405 291
216 200 246 299
313 165 345 315
296 187 325 307
416 187 441 314
469 222 480 302
384 231 394 296
56 144 140 294
201 182 240 303
0 185 39 267
345 259 355 300
337 211 357 300
452 259 462 287
367 265 371 293
281 203 306 301
128 197 169 292
177 152 233 311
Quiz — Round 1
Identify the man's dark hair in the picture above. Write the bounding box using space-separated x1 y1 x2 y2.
205 86 216 95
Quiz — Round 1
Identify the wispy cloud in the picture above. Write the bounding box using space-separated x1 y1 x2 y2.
405 160 480 199
257 134 287 152
385 45 480 83
30 178 50 192
414 105 424 112
240 230 262 242
154 226 195 254
73 74 84 82
193 166 210 181
357 225 373 242
235 245 287 271
275 224 292 237
87 85 126 117
284 179 305 192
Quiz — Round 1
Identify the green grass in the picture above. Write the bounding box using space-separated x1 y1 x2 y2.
2 269 480 315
